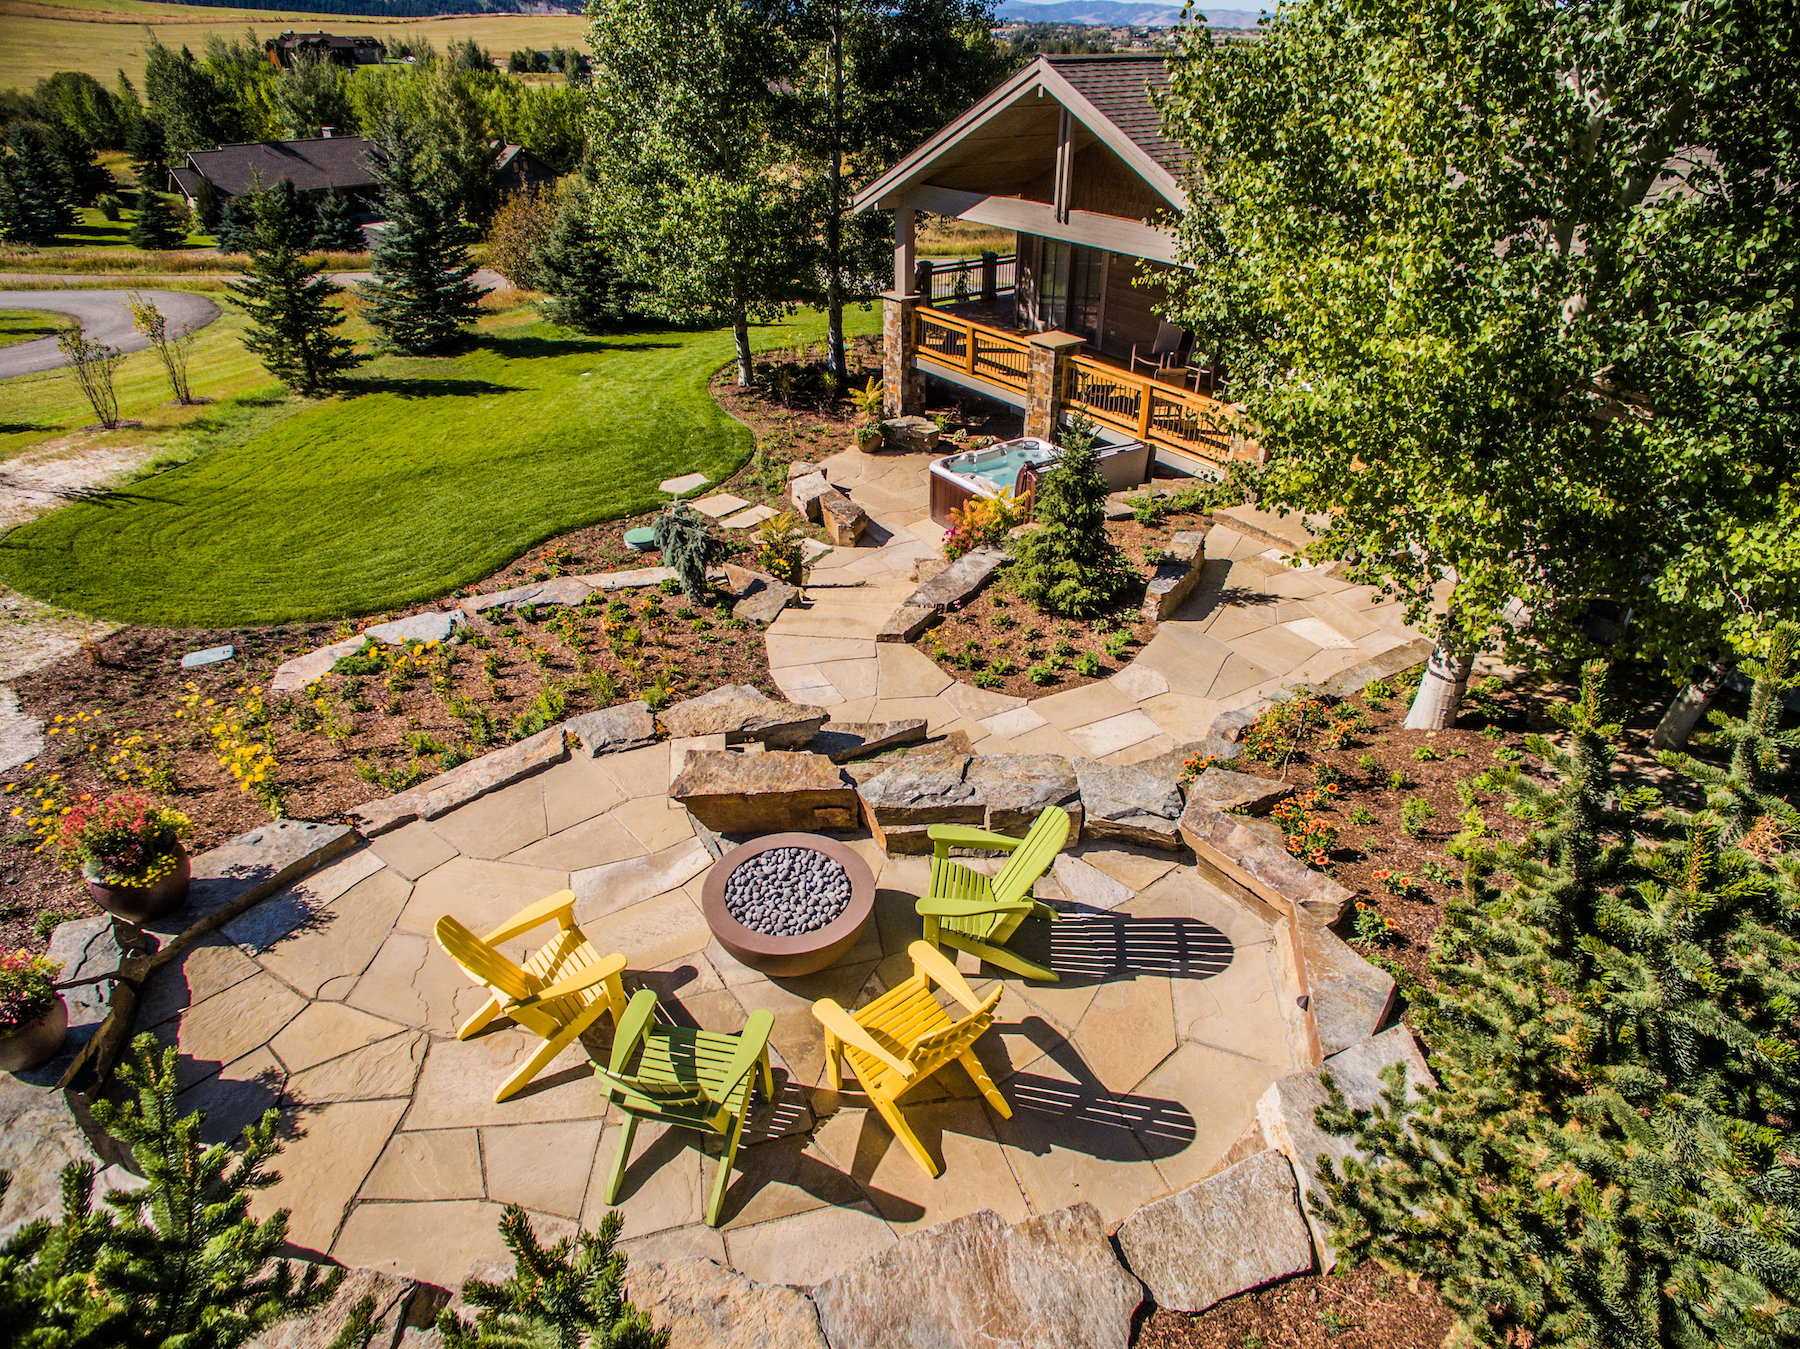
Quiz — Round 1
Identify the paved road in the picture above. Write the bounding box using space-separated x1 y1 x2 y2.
0 289 222 379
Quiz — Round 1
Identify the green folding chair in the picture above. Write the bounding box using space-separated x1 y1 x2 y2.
594 989 775 1228
915 805 1072 982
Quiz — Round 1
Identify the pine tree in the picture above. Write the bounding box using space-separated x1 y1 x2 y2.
358 119 481 355
437 1207 664 1349
651 502 723 601
234 179 362 394
128 117 167 190
0 123 75 244
1009 414 1131 617
1313 662 1800 1347
213 194 251 253
537 179 627 335
130 183 185 250
309 189 364 252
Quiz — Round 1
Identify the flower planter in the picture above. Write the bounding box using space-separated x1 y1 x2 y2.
0 994 68 1073
85 846 191 926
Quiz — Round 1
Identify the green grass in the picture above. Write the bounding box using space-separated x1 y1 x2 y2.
0 309 64 349
0 304 879 626
0 308 269 462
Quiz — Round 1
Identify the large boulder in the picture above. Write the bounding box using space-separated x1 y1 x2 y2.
1299 917 1397 1057
819 491 868 547
349 726 568 837
566 701 659 757
811 1205 1142 1349
1179 799 1353 925
670 750 858 834
1186 766 1294 816
1115 1149 1314 1312
628 1258 827 1349
1257 1026 1435 1270
1072 758 1185 850
791 473 837 523
1141 530 1207 622
248 1266 442 1349
878 415 939 454
876 548 1006 644
965 754 1080 833
855 750 982 854
809 718 929 763
658 684 826 750
732 577 800 627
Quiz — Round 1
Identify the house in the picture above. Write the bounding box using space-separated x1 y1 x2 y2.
266 32 387 69
853 53 1256 474
169 135 379 213
169 136 559 215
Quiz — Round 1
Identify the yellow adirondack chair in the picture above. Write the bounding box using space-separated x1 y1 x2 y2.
915 805 1071 982
434 889 628 1103
595 989 776 1227
811 940 1009 1178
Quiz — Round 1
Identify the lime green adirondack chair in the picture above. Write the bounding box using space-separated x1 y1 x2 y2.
594 989 775 1228
915 805 1072 982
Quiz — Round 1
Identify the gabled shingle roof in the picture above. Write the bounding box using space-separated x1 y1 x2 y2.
183 137 376 199
1048 54 1187 176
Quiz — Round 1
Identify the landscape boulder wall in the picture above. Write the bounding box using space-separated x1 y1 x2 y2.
1072 757 1186 850
565 700 659 757
628 1257 829 1349
854 750 984 854
1178 798 1353 925
964 754 1081 833
1141 530 1207 622
1115 1149 1314 1313
1257 1026 1436 1270
658 684 827 750
875 547 1006 643
810 1204 1142 1349
670 750 859 835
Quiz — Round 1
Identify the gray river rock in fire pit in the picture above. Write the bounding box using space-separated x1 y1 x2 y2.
724 846 853 937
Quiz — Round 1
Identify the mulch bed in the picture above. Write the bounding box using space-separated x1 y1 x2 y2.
912 509 1211 700
1139 1261 1458 1349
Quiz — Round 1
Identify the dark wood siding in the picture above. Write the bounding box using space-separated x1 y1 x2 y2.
1099 258 1175 359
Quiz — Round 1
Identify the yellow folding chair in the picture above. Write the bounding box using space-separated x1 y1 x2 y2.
434 889 628 1102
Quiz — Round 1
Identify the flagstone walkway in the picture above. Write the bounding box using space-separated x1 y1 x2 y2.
149 749 1298 1289
766 445 1426 760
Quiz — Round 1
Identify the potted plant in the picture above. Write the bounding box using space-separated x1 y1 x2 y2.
59 792 195 924
0 949 66 1072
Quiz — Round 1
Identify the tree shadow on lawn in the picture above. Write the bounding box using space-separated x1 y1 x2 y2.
348 375 524 400
478 332 681 361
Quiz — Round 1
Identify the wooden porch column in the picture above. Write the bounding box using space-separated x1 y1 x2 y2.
893 201 917 295
881 290 925 417
1023 330 1085 440
979 251 998 303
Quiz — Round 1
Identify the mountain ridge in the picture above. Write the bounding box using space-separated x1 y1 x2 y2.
997 0 1263 26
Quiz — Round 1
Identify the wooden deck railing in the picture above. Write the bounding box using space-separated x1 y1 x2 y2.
1064 354 1252 464
914 309 1031 392
919 253 1017 303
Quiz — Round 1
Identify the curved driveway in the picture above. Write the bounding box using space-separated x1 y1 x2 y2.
0 289 222 379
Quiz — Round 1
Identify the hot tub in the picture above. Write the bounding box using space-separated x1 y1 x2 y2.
928 436 1151 525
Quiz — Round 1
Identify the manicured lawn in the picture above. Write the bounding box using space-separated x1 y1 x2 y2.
0 309 64 348
0 305 879 626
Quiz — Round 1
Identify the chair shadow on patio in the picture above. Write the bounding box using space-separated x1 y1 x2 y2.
999 910 1236 987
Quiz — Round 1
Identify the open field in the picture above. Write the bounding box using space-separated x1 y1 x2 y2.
0 0 587 92
0 303 880 625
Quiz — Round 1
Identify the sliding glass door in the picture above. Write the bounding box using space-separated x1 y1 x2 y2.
1036 240 1104 344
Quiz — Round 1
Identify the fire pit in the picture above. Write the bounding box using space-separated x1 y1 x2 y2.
700 833 876 978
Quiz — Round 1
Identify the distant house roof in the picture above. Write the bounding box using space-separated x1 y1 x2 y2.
1046 55 1186 177
179 137 376 199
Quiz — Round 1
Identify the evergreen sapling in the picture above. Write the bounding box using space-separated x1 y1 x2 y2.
652 501 723 600
234 179 362 394
1009 413 1130 617
129 183 185 250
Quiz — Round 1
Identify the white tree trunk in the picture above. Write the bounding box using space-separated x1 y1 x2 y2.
1404 639 1475 730
1651 665 1728 750
733 309 752 387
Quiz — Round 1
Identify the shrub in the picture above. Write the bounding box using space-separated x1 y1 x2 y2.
942 492 1022 562
1413 744 1443 762
1347 804 1377 826
755 510 804 584
849 376 884 422
1026 662 1056 685
1269 790 1337 865
1351 901 1400 947
1009 419 1131 615
1399 796 1436 836
652 501 723 599
97 192 124 221
0 949 62 1034
1074 652 1100 677
1105 631 1131 659
1241 696 1332 762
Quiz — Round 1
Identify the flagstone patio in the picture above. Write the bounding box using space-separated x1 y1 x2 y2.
145 744 1300 1289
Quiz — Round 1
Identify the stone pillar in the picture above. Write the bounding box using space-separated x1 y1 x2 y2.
1023 330 1087 441
881 289 925 418
980 250 998 303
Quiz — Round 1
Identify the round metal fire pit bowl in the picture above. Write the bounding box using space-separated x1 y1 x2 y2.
701 833 875 979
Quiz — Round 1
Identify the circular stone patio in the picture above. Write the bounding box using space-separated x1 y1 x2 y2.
145 743 1301 1290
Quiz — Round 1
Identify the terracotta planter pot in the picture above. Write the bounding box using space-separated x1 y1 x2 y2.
85 847 191 926
0 994 68 1073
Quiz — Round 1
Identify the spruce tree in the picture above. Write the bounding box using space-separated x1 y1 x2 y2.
537 179 627 335
651 502 722 600
129 183 185 250
128 117 168 192
358 118 481 355
437 1207 664 1349
309 189 364 252
0 123 75 244
234 179 362 394
1009 414 1131 617
213 195 251 253
1313 662 1800 1347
